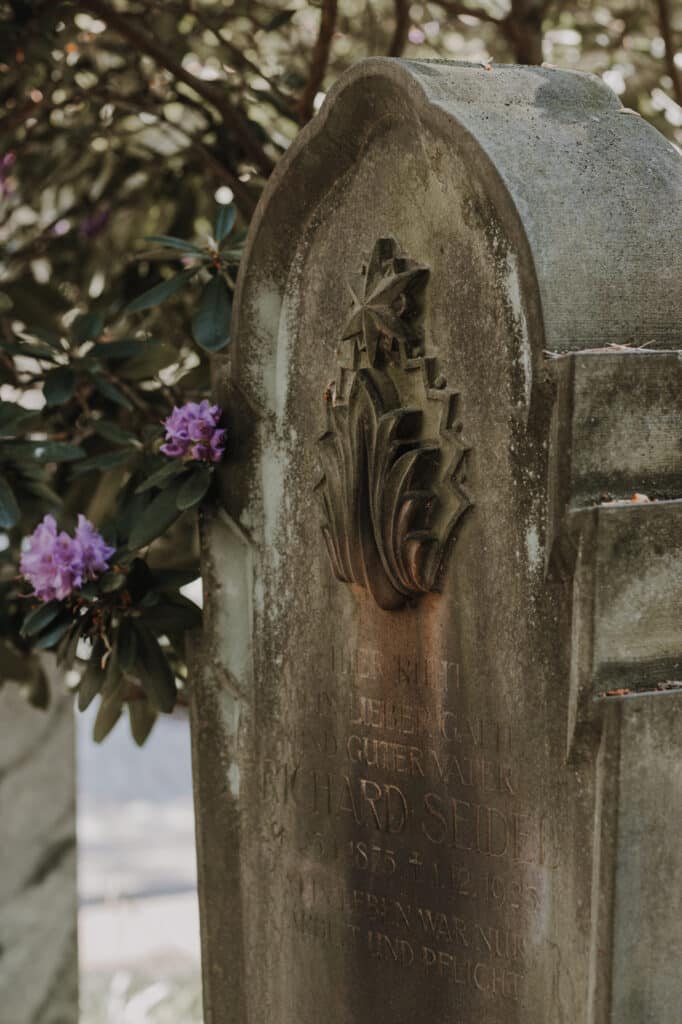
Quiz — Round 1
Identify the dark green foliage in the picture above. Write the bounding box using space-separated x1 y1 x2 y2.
1 0 677 745
0 474 20 528
214 205 237 243
192 276 232 352
127 479 186 549
125 268 199 314
134 625 177 713
20 601 62 637
128 697 158 747
43 367 76 406
177 464 213 510
77 655 105 713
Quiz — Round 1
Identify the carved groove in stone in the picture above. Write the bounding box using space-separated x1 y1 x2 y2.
316 238 471 610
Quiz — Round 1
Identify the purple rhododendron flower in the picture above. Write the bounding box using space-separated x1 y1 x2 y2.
75 514 116 578
161 400 225 463
20 515 83 602
20 514 114 603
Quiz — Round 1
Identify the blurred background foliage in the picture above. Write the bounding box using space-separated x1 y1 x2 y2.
0 0 680 734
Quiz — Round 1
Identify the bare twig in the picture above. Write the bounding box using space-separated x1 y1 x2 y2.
431 1 503 27
655 0 682 106
186 7 299 122
76 0 275 176
433 0 549 64
87 87 257 214
191 140 257 216
298 0 338 124
388 0 410 57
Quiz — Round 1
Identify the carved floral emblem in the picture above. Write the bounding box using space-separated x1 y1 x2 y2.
315 238 471 610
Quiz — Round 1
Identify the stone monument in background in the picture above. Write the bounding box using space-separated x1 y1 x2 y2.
192 59 682 1023
0 663 78 1023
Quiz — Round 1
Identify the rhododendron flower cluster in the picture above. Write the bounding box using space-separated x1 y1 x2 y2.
160 400 225 462
20 514 115 603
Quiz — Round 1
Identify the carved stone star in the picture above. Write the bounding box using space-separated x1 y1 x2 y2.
342 237 427 366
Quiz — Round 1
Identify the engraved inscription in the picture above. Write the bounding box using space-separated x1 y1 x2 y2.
266 644 554 1014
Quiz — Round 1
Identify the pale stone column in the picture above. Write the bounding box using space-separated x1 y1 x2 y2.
0 673 78 1023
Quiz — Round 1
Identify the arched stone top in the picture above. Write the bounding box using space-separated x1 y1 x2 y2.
232 58 681 393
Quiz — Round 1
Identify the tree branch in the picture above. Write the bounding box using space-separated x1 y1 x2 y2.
298 0 338 124
655 0 682 106
505 0 547 64
76 0 275 176
84 86 257 215
431 1 549 64
431 1 504 27
388 0 410 57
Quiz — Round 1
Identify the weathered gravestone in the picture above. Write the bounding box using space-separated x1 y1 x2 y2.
0 661 78 1024
191 59 682 1023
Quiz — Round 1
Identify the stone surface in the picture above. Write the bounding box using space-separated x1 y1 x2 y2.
0 669 78 1024
192 59 682 1023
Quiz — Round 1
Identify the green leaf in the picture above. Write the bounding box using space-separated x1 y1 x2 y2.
214 204 236 243
192 275 231 352
91 420 139 446
266 8 296 30
149 569 200 591
134 459 185 494
4 280 69 333
175 362 210 391
102 643 121 697
0 475 20 528
0 337 61 361
144 235 204 254
32 442 86 462
93 692 123 743
220 247 243 262
176 463 212 510
124 557 154 603
71 312 105 344
43 366 76 405
128 478 185 549
33 617 72 650
78 655 104 712
99 570 127 593
118 618 137 672
91 373 133 410
126 267 198 313
0 401 36 434
32 327 65 350
22 480 62 505
134 625 176 712
0 441 34 459
56 619 80 666
93 339 147 361
117 341 178 381
71 449 136 475
128 697 157 746
21 600 62 638
142 599 202 633
0 291 13 313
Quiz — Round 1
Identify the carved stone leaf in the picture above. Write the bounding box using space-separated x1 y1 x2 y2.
342 238 428 366
317 242 471 610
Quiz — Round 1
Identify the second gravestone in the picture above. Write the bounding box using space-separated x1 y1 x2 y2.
192 60 682 1023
